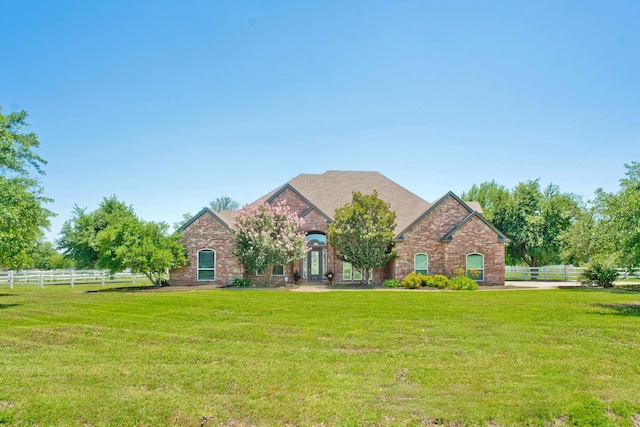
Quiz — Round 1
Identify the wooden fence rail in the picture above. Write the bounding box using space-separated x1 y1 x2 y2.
0 270 148 289
505 266 640 282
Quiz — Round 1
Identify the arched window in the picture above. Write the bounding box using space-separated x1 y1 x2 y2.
414 253 428 275
197 249 216 281
306 233 327 246
466 254 484 281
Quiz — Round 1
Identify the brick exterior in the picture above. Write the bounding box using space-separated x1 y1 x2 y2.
170 212 243 286
169 176 508 286
394 195 506 285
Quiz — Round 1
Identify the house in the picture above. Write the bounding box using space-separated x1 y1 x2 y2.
169 171 510 286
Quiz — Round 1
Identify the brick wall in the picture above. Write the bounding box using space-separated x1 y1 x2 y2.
394 195 506 285
443 215 506 285
394 196 471 279
169 212 242 286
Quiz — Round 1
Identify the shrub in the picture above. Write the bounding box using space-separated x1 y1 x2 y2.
433 275 450 289
422 275 436 288
579 264 618 288
232 277 251 287
402 272 423 289
382 278 401 288
448 275 479 290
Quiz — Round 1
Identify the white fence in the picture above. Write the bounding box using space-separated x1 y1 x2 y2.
0 270 148 289
505 266 640 282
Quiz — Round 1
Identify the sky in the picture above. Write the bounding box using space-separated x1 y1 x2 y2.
1 0 638 243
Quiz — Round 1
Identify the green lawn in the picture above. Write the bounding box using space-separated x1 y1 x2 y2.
1 285 639 426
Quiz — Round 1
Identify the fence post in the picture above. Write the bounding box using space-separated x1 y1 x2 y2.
39 271 44 289
523 267 526 280
543 266 547 281
564 265 568 281
9 271 13 289
101 270 106 286
70 270 75 288
132 272 136 284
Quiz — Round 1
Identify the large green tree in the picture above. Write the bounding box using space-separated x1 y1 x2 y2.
57 196 137 268
96 217 187 286
0 107 54 269
462 180 580 267
328 191 397 284
573 162 640 269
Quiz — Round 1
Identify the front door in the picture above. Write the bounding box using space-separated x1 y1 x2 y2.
308 248 324 282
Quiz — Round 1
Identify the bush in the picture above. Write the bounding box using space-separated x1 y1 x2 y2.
579 264 618 288
422 275 436 288
232 277 252 287
448 275 478 290
433 275 450 289
382 278 401 288
402 272 424 289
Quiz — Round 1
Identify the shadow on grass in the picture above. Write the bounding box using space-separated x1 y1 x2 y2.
594 303 640 316
558 286 640 295
0 303 21 309
0 294 15 297
85 285 157 293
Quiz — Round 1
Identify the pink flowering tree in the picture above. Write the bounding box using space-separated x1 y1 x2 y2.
232 201 307 285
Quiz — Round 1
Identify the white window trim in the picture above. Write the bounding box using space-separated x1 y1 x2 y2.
256 265 285 277
343 262 363 281
414 253 429 275
197 249 216 282
466 253 484 282
343 261 352 281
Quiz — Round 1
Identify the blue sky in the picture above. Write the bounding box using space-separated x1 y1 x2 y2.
1 1 638 242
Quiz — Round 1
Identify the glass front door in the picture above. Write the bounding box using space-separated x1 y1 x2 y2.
308 248 324 282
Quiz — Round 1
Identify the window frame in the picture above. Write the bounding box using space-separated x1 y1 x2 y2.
414 253 429 275
466 253 484 282
343 261 363 281
256 265 285 277
197 249 216 281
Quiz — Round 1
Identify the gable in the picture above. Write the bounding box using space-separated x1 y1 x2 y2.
396 192 473 240
441 212 510 243
177 207 231 233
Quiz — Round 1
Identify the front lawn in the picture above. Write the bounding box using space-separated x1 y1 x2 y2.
1 285 639 426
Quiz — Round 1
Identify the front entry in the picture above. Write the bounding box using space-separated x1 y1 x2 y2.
307 248 325 282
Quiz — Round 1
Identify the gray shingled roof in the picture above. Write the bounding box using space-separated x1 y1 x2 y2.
183 171 486 238
258 171 432 236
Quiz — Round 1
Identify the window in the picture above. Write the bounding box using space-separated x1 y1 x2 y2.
256 265 285 276
466 254 484 281
306 233 326 246
343 262 363 281
343 261 352 281
414 253 428 275
302 256 308 278
197 249 215 281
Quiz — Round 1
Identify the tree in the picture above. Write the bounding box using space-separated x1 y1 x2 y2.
0 177 53 269
0 108 46 176
57 196 137 268
462 179 580 267
27 238 74 270
232 201 307 285
210 195 240 212
587 162 640 269
328 191 397 284
0 107 54 269
96 217 187 286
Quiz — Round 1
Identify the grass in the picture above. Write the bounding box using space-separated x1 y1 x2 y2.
1 284 639 426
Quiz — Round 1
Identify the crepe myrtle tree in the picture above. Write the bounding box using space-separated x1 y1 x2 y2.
328 190 397 285
232 201 307 285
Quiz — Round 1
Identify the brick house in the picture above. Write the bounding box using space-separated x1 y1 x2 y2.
169 171 510 286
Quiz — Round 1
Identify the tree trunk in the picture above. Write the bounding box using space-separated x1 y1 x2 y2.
263 264 273 286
